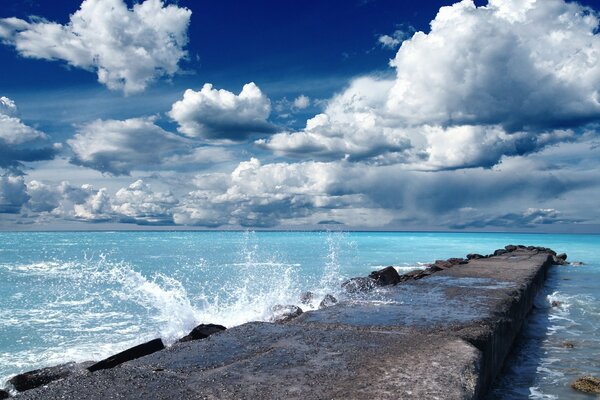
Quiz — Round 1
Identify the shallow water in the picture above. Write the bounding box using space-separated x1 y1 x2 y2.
0 231 598 398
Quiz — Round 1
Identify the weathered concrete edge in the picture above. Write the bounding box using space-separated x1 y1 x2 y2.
469 252 554 397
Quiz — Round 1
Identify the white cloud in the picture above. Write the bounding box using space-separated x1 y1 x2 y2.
112 180 177 224
386 0 600 130
0 96 59 168
73 187 113 222
0 0 191 94
293 95 311 109
25 180 62 213
0 96 46 145
22 181 113 221
377 26 415 50
378 34 401 49
258 77 416 163
168 82 274 141
13 137 600 228
259 0 600 170
174 158 375 228
176 139 600 228
0 96 18 117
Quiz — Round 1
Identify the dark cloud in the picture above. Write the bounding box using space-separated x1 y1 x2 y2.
67 117 233 175
0 173 29 214
449 209 585 230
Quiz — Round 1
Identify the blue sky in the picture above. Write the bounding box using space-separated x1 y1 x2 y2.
1 0 600 231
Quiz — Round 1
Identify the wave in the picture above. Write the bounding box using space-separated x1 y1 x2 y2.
0 231 352 384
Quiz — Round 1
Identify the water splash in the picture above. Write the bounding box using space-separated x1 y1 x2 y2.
189 230 301 327
0 230 361 386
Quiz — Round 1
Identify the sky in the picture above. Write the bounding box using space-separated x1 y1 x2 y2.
0 0 600 232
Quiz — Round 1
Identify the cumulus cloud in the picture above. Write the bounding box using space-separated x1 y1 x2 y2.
386 0 600 130
174 142 600 229
0 173 29 213
72 187 113 222
21 179 179 224
0 96 59 169
258 77 415 163
259 0 600 170
67 117 231 175
173 158 364 227
0 0 191 94
112 180 177 225
13 137 600 228
25 180 62 213
169 83 275 141
19 180 108 220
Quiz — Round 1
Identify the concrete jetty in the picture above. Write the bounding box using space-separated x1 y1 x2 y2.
15 247 554 399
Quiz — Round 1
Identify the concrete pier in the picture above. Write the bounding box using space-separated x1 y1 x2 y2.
16 248 554 399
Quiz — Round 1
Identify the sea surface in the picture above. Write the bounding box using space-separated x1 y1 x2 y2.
0 231 598 398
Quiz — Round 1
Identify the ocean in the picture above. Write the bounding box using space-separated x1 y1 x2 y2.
0 231 598 398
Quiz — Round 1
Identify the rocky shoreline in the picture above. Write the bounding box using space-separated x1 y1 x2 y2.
0 245 590 399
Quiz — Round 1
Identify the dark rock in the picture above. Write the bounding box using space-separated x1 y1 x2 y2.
8 362 91 392
552 256 567 265
0 389 9 399
300 291 315 306
429 260 452 271
397 268 435 282
571 376 600 394
369 266 401 286
493 249 508 256
504 245 517 252
403 269 426 278
319 294 338 309
87 339 165 372
466 253 484 260
179 324 226 343
526 246 536 251
557 253 567 261
551 300 562 308
271 305 303 322
562 341 574 349
533 247 556 256
447 258 468 265
341 277 376 293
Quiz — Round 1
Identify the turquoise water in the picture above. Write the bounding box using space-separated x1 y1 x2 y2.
0 231 598 398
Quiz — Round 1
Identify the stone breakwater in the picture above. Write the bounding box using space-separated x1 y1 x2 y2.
1 245 575 399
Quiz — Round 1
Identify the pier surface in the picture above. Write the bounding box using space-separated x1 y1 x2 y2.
17 248 553 399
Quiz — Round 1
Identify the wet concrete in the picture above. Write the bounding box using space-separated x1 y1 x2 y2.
16 249 553 399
